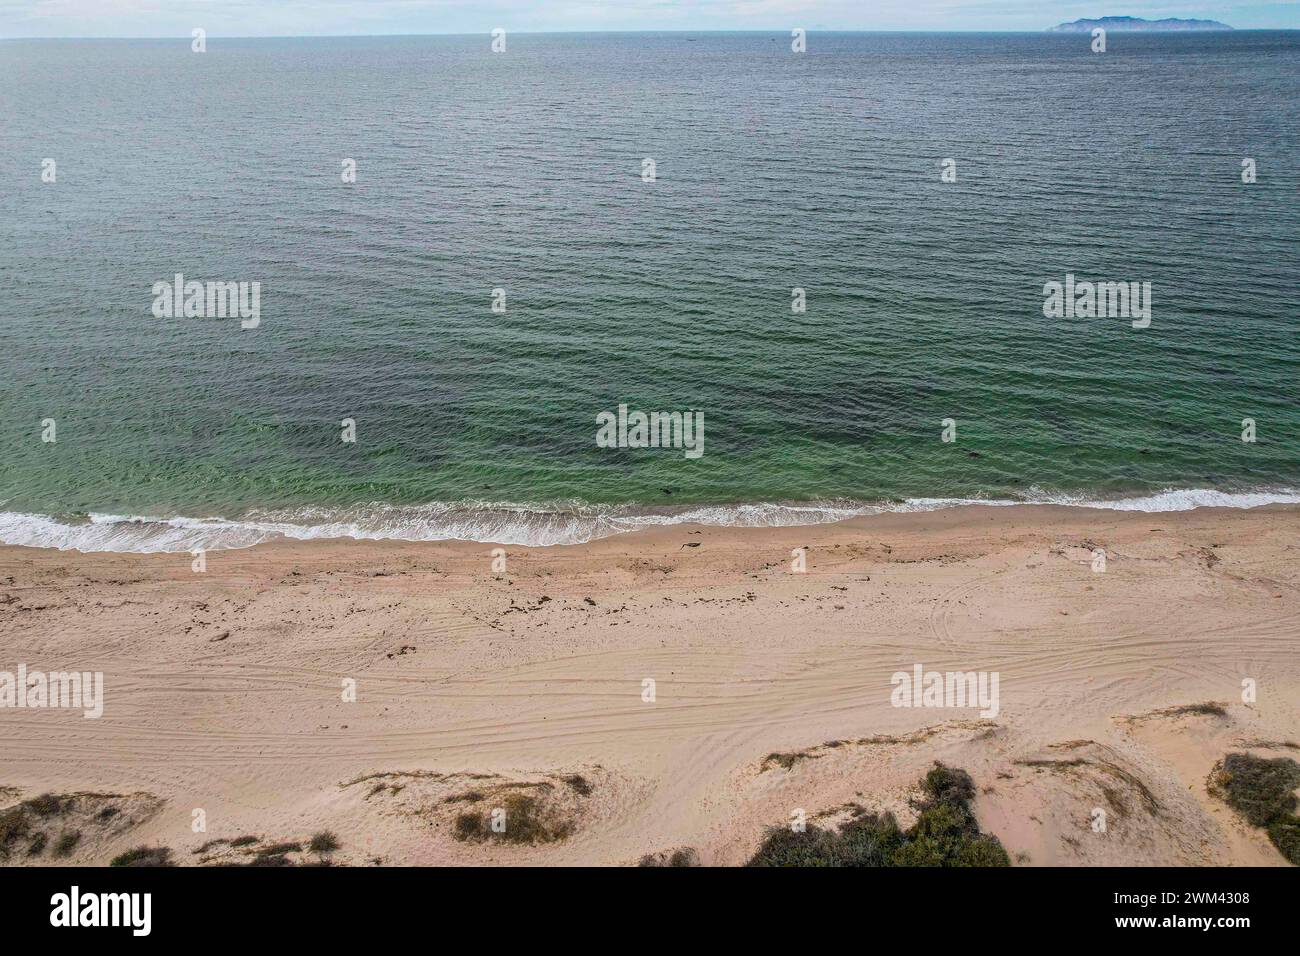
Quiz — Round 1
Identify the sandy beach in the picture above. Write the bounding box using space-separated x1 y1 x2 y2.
1 503 1298 866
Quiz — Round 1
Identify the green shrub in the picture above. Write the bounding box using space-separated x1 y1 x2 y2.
308 831 340 853
26 794 67 817
952 834 1012 867
1211 753 1300 865
923 764 976 806
911 799 970 842
110 846 173 867
53 831 81 858
1212 753 1300 827
748 763 1009 868
890 836 947 867
1266 817 1300 865
0 807 31 857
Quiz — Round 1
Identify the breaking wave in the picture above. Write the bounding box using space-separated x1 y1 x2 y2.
2 487 1299 554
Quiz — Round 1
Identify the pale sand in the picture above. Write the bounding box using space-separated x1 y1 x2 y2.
1 504 1298 866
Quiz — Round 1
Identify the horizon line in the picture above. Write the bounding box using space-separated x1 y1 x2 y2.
4 26 1298 41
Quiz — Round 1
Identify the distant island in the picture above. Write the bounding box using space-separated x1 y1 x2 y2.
1048 16 1233 32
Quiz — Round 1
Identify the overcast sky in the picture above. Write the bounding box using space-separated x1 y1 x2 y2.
1 1 1296 38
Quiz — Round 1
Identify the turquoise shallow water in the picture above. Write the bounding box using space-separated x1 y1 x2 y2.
1 32 1298 549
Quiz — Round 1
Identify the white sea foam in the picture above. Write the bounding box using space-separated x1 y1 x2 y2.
1 489 1298 553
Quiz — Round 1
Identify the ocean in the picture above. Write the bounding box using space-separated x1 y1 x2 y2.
1 31 1298 550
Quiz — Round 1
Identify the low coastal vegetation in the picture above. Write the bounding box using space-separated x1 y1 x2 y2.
762 750 821 772
340 764 598 848
114 832 347 867
1 790 155 863
1209 753 1300 864
309 830 340 854
1120 701 1229 724
110 846 173 867
0 792 75 857
53 831 81 857
747 764 1010 867
349 769 598 848
637 847 699 867
1014 742 1161 820
193 834 260 854
192 832 343 866
760 723 986 773
256 841 303 858
453 791 574 845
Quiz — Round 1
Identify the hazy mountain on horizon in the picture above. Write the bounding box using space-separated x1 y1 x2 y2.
1048 16 1233 32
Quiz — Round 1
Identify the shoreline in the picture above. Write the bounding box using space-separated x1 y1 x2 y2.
4 497 1300 558
3 487 1300 554
2 502 1298 866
